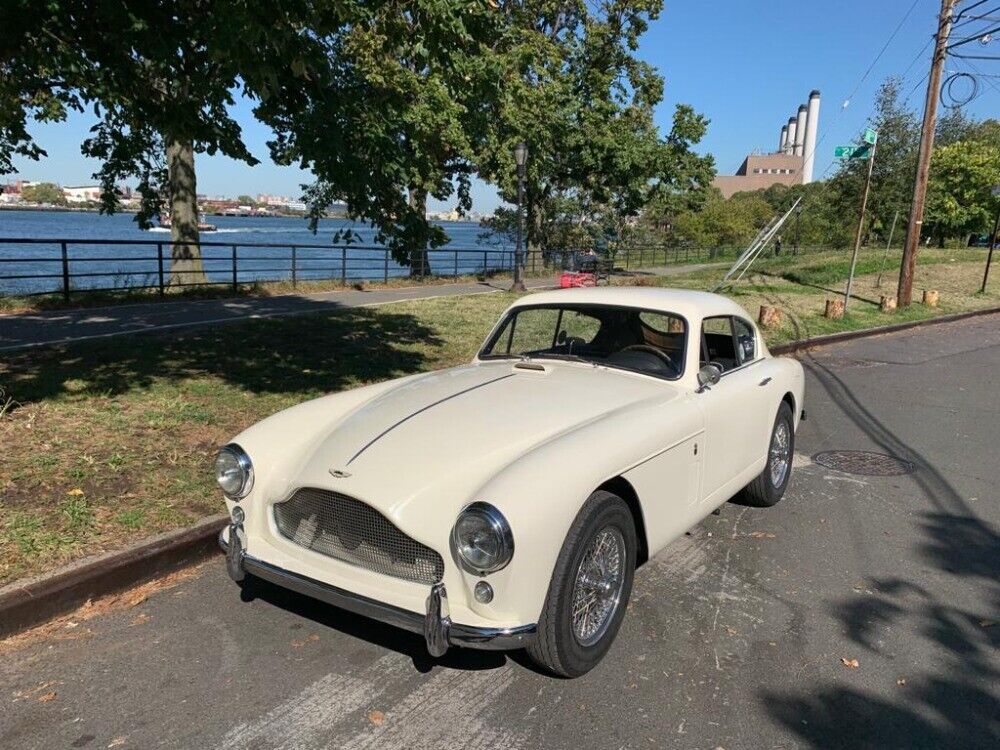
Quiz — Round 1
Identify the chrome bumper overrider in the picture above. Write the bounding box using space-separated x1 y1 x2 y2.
219 525 535 656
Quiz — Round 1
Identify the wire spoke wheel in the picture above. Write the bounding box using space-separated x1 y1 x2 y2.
770 420 791 487
571 526 626 647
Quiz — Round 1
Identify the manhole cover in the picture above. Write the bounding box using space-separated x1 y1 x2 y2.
812 450 915 476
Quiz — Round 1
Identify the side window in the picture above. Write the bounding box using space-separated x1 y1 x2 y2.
701 316 739 372
733 318 757 363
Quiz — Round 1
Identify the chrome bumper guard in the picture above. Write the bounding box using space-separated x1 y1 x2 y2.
220 525 535 656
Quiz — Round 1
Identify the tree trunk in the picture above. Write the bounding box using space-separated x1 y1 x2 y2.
526 192 545 271
166 138 206 285
407 187 432 277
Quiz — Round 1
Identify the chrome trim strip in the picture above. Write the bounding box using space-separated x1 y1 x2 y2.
219 532 536 652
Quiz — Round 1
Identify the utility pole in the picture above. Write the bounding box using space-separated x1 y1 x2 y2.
845 135 877 312
898 0 956 307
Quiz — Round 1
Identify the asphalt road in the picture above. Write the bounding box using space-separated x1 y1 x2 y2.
2 314 998 749
0 264 720 351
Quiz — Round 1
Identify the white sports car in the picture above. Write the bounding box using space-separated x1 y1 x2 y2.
217 287 804 676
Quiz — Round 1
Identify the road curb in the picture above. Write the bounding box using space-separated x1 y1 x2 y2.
0 514 227 640
2 303 999 640
769 304 1000 355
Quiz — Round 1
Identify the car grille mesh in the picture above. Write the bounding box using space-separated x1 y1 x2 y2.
273 488 444 585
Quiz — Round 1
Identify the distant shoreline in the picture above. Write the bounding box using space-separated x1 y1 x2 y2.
0 205 483 223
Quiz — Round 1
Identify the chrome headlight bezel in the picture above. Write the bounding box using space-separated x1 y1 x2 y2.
452 502 514 575
215 443 254 500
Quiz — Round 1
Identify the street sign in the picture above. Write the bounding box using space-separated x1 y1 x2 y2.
834 145 872 159
863 128 878 145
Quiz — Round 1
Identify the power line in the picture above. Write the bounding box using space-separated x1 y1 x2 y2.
842 0 924 108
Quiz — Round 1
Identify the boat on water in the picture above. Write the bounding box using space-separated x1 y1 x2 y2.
158 216 218 232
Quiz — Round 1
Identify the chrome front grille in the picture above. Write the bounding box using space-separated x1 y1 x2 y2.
272 488 444 585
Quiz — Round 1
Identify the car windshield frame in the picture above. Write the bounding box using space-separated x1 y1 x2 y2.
478 302 689 382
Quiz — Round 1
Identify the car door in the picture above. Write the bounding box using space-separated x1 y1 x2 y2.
697 316 771 505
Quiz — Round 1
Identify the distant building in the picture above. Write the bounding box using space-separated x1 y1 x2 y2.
63 185 102 203
712 90 821 199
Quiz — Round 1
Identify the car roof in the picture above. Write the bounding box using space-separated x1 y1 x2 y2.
509 286 753 322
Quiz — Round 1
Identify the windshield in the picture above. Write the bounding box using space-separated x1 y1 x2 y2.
480 304 687 380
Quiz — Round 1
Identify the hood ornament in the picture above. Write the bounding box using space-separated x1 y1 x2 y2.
328 468 352 479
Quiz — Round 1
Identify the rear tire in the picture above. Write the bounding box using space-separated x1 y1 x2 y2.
739 401 795 507
527 491 637 678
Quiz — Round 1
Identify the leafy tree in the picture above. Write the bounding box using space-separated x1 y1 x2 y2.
1 2 331 283
474 1 714 265
236 195 257 206
20 182 66 205
925 140 1000 245
936 107 976 146
264 2 496 275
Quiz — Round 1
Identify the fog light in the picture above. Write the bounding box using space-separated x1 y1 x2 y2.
231 506 245 525
474 581 494 604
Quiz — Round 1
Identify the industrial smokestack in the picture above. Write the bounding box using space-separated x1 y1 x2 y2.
785 117 797 155
793 105 807 157
802 90 821 183
780 124 788 153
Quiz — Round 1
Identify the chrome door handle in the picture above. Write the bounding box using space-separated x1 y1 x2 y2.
759 377 772 386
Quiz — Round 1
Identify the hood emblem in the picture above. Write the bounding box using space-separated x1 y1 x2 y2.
328 469 352 479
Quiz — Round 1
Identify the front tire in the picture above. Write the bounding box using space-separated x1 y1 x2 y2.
527 491 637 678
739 401 795 507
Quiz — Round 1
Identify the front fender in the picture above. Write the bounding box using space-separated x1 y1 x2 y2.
464 392 704 625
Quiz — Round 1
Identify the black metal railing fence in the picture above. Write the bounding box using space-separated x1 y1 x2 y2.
0 237 824 299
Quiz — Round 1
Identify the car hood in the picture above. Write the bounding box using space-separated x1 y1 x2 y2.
290 360 679 517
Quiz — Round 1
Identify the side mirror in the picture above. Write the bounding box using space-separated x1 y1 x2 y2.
697 363 722 391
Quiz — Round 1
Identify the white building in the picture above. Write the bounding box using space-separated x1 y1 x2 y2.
63 185 102 203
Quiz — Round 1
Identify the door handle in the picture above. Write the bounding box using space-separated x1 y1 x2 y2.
758 377 772 386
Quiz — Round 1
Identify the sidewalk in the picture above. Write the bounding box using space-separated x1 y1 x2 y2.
0 263 719 351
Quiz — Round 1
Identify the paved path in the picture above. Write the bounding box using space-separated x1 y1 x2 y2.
4 314 996 749
0 263 719 352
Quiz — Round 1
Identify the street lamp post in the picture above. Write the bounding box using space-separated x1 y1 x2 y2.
511 142 528 292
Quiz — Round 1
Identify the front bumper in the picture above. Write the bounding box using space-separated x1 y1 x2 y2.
219 525 535 656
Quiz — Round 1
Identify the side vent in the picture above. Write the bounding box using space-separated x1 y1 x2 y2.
514 361 546 372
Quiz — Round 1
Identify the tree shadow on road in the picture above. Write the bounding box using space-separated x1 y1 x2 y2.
1 303 445 406
760 355 1000 749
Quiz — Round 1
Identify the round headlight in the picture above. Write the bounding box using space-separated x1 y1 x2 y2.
215 444 253 499
452 502 514 574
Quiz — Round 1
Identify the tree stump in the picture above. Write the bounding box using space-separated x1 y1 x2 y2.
758 305 782 328
922 289 939 307
824 299 845 319
880 295 897 313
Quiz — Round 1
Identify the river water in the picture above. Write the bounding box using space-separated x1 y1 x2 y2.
0 210 509 295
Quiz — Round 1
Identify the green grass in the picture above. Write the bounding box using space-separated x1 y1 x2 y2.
1 250 997 585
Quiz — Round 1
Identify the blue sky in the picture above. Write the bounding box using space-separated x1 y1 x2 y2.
9 0 999 212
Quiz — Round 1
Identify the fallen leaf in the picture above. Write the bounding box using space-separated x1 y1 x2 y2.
108 737 127 748
725 627 738 636
979 619 996 628
368 710 385 726
291 639 305 648
67 488 84 496
130 613 151 626
308 634 319 642
748 531 776 539
896 678 907 686
841 658 860 669
37 691 58 702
